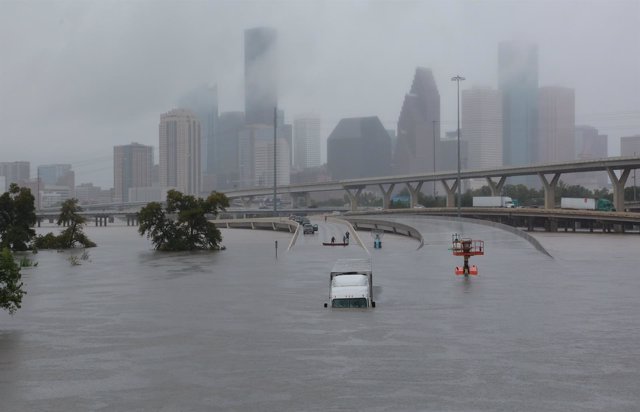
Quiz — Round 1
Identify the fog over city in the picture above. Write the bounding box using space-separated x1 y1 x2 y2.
1 0 638 188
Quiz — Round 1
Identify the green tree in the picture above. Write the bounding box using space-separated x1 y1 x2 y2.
138 190 229 251
594 187 612 201
0 184 36 251
57 199 96 248
34 198 96 249
557 181 593 198
0 248 26 314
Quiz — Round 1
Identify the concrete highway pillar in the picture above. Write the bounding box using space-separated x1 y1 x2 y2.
378 183 395 209
405 182 423 208
486 176 507 196
538 172 561 209
291 193 302 208
607 168 631 212
345 187 364 211
304 192 311 208
440 179 458 208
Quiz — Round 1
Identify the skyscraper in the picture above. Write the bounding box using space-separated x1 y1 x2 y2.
159 109 202 196
575 126 607 160
293 115 321 170
37 164 75 202
440 133 469 175
178 85 218 176
237 125 290 188
570 125 608 188
37 164 73 186
0 161 29 191
537 86 575 164
461 87 503 170
113 143 153 203
327 116 391 180
215 111 245 190
38 164 72 186
498 42 538 167
394 67 440 176
621 135 640 156
245 27 277 126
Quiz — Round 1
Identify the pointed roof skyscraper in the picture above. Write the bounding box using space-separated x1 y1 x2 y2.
394 67 440 176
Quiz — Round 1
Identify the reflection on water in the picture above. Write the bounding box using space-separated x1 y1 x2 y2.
0 222 639 411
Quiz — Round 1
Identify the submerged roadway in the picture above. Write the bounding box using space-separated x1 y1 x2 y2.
1 216 639 411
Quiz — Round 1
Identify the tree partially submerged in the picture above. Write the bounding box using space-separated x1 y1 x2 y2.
34 199 96 249
0 248 26 314
0 184 36 251
138 190 229 251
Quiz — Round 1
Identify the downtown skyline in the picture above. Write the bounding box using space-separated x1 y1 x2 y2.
1 0 639 188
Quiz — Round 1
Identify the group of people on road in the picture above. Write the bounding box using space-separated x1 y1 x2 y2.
330 231 350 245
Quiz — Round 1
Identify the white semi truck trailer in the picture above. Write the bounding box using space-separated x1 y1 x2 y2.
472 196 515 208
324 258 375 308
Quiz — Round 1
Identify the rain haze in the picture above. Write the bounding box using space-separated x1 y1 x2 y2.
1 0 639 187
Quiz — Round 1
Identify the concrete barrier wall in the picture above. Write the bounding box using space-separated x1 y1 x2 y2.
407 215 553 258
340 217 424 249
212 218 297 233
326 216 369 253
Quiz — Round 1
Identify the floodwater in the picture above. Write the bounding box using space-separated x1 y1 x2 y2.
1 217 639 411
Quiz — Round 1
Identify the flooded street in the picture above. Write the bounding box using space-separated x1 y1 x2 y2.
1 218 639 411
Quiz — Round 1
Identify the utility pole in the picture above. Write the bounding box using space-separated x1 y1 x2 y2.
273 106 278 214
451 75 465 218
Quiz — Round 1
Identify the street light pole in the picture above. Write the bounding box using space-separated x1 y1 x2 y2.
273 106 277 214
37 167 40 211
451 75 465 217
432 120 438 199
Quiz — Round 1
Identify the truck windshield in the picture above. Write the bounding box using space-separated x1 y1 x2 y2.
331 298 368 308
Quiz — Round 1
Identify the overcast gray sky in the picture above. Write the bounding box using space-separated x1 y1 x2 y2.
1 0 639 188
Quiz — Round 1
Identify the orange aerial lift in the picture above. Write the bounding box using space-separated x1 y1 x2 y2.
451 234 484 276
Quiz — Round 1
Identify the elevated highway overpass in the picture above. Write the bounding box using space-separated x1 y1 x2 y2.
347 207 640 234
33 157 640 231
223 156 640 212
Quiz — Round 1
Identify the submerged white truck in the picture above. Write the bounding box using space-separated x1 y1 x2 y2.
324 258 375 308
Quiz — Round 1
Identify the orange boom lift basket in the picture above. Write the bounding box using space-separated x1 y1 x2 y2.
451 234 484 276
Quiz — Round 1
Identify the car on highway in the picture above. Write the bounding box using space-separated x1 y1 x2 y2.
313 224 318 232
303 224 315 234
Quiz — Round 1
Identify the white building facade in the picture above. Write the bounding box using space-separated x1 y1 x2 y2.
461 87 503 190
293 115 321 170
159 109 202 196
537 86 575 164
238 125 290 189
